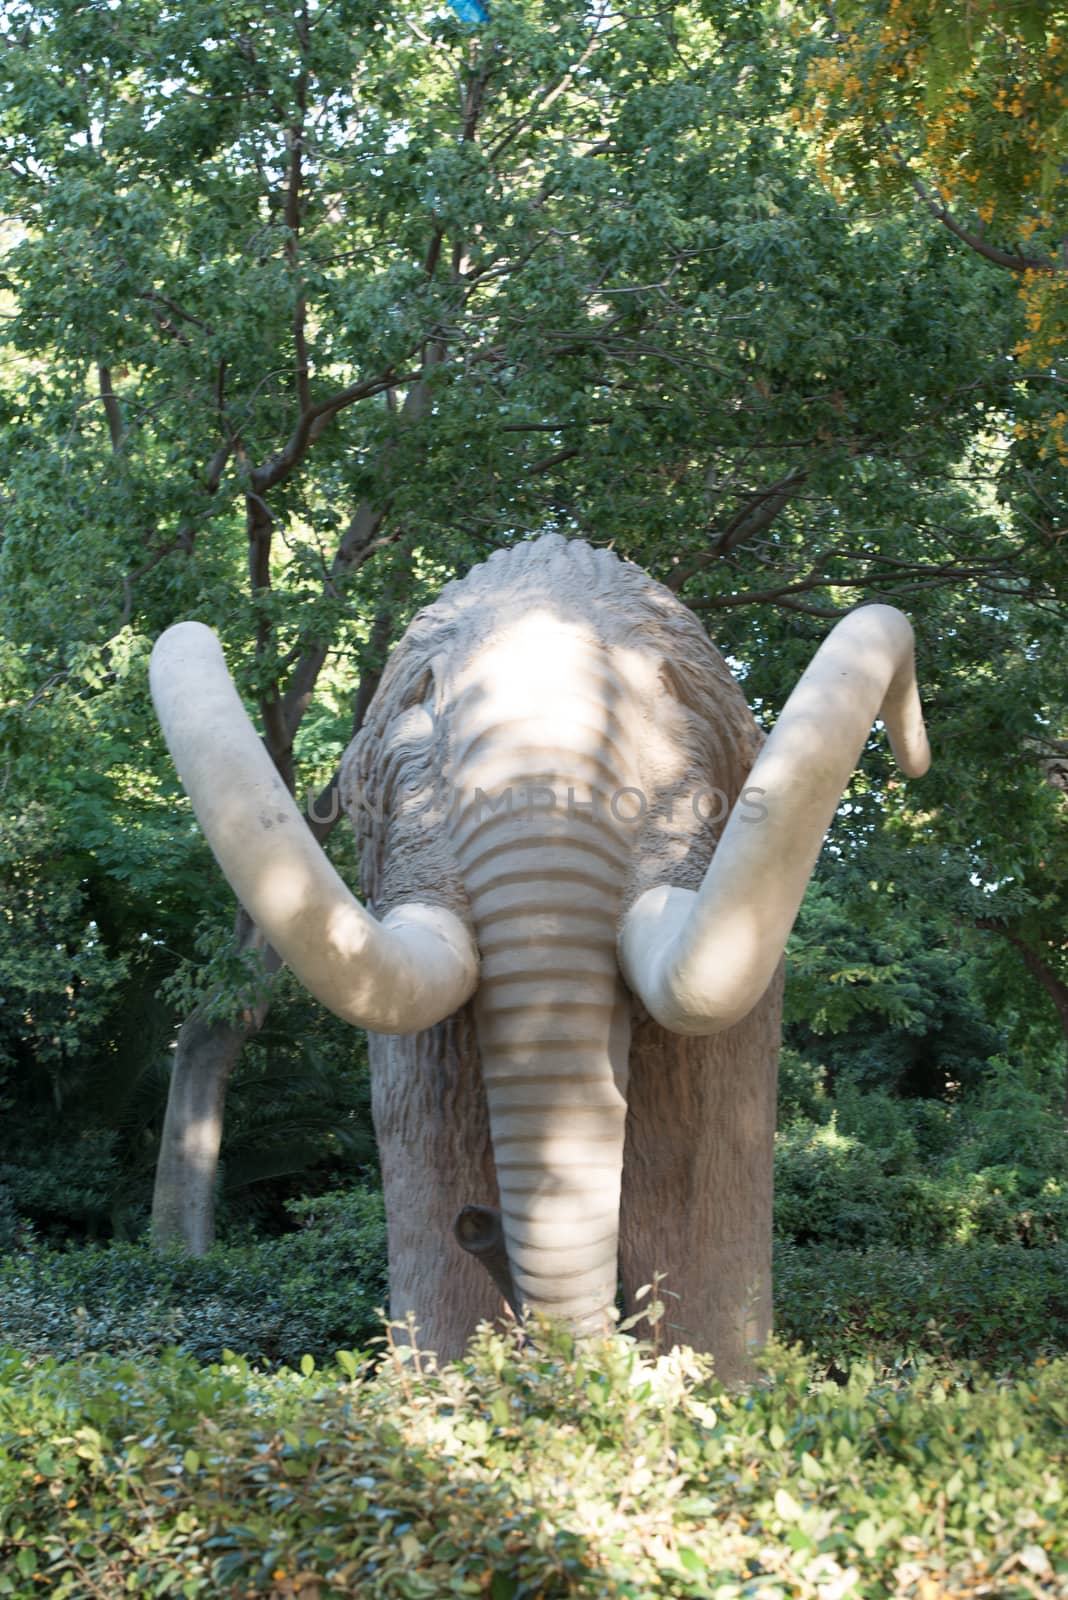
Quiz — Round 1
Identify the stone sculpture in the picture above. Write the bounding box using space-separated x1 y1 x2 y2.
151 535 929 1379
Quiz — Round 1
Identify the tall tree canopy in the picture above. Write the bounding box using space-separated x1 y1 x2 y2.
795 0 1067 439
1 0 1065 1240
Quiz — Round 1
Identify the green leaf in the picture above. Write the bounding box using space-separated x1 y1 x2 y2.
489 1395 509 1427
1020 1545 1052 1577
774 1488 803 1521
335 1349 360 1379
853 1517 883 1556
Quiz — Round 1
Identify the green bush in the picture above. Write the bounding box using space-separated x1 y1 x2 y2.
0 1190 24 1255
5 1179 1068 1379
0 1326 1065 1598
774 1118 895 1247
774 1094 1068 1250
775 1240 1068 1371
774 1046 829 1127
0 1187 387 1368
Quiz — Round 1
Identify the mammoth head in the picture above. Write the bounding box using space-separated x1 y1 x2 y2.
150 535 930 1335
339 537 766 937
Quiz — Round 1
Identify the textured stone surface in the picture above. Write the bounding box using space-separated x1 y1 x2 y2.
345 535 777 1372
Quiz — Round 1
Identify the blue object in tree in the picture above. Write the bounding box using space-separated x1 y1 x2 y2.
448 0 489 23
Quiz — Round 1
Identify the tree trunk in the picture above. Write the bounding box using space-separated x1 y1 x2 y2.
1007 938 1068 1120
150 1011 252 1253
977 920 1068 1122
151 915 280 1252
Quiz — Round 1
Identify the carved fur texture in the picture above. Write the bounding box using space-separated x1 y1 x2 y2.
340 535 780 1377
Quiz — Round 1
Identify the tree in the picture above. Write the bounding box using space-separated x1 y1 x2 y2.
1 0 1059 1257
794 0 1067 446
772 0 1068 1115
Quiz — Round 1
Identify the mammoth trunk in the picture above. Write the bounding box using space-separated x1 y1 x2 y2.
449 622 637 1331
470 923 632 1329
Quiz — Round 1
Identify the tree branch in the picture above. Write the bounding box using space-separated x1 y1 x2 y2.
267 50 495 745
279 502 388 736
285 19 311 415
205 439 233 495
689 557 1019 613
487 12 611 162
273 316 452 735
251 369 413 494
666 469 809 593
137 289 216 333
97 364 124 451
305 606 395 846
525 444 580 475
246 491 293 787
500 417 612 433
903 165 1056 275
975 919 1068 1080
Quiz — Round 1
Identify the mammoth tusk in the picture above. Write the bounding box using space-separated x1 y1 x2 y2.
150 622 479 1034
620 603 931 1036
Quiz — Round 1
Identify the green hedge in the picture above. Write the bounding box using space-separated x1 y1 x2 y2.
3 1190 1068 1377
1 1327 1066 1598
774 1241 1068 1372
773 1109 1068 1251
0 1189 387 1368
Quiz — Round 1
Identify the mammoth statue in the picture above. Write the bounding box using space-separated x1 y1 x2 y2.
151 535 929 1380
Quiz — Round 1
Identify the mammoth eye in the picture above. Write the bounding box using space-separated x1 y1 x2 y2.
384 659 441 754
401 652 445 717
403 667 434 710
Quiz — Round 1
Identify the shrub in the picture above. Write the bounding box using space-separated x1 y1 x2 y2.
774 1093 1068 1250
775 1046 829 1126
0 1328 1065 1598
5 1180 1068 1379
0 1186 388 1368
0 1190 26 1256
774 1118 894 1247
775 1240 1068 1372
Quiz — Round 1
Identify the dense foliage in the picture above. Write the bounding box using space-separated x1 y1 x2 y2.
0 1189 388 1370
2 1196 1066 1380
1 1326 1066 1599
796 0 1068 376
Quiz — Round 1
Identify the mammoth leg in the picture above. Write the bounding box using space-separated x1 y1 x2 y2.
368 1005 504 1360
618 965 783 1386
